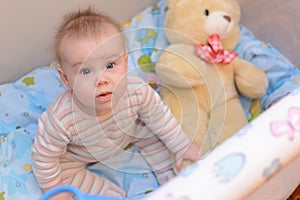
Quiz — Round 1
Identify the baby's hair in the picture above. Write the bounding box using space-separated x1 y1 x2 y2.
55 7 124 64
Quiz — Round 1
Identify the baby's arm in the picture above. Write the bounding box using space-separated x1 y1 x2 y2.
138 83 202 169
31 113 70 193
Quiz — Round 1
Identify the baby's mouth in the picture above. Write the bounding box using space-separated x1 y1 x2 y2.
98 92 111 97
96 92 112 101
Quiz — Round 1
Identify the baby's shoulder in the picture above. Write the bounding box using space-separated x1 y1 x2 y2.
127 74 146 84
43 91 72 117
126 75 152 96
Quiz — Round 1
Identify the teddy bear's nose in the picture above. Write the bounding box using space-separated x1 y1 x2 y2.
223 15 231 22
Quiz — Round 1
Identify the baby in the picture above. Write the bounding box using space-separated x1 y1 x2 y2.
31 7 201 199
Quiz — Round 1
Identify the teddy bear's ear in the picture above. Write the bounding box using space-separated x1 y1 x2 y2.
167 0 181 9
167 0 180 5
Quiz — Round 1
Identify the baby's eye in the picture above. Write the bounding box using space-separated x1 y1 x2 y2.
80 68 91 75
106 63 115 70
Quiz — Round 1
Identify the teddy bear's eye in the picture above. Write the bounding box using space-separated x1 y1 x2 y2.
204 9 209 16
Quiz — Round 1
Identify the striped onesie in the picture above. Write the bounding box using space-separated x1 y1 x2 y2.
31 76 191 197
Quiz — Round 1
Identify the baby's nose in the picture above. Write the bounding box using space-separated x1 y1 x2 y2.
96 73 109 86
97 78 109 86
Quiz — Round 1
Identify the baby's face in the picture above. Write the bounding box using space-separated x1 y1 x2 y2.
58 26 128 116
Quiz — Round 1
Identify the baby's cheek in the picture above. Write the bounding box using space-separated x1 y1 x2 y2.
74 83 96 101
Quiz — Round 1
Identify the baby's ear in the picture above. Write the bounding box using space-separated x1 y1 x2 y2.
124 53 129 71
56 66 72 91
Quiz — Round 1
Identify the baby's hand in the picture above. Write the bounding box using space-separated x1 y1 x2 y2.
175 143 202 172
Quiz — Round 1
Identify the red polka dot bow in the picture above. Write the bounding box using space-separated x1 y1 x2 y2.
194 33 238 64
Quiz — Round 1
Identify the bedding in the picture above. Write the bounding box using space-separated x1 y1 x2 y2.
144 87 300 199
1 0 300 199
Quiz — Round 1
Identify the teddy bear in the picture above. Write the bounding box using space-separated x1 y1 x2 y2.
155 0 268 154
